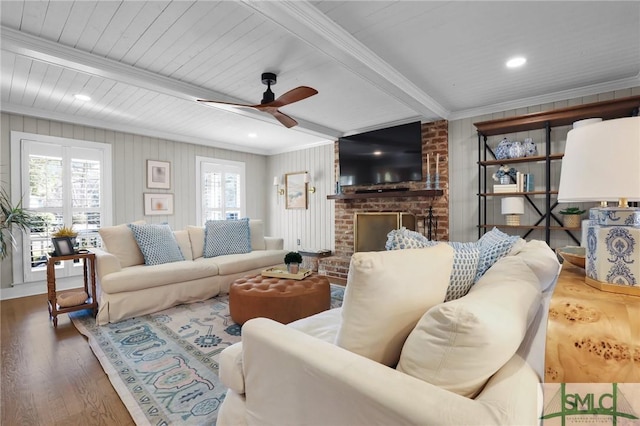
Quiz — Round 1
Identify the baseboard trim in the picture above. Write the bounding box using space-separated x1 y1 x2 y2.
1 276 84 300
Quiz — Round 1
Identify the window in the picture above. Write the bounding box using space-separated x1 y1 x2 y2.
11 132 112 283
196 156 245 224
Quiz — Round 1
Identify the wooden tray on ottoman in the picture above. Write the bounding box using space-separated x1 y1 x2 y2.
261 266 312 280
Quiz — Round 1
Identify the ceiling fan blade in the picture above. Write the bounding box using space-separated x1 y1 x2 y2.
269 86 317 107
270 110 298 128
197 99 253 108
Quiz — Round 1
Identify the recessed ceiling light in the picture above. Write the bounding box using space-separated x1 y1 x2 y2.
248 133 257 138
506 57 526 68
74 94 91 101
373 150 382 156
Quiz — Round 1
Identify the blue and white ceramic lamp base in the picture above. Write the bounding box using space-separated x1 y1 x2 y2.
584 206 640 296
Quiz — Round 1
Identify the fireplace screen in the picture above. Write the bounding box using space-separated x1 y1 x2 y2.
354 212 415 252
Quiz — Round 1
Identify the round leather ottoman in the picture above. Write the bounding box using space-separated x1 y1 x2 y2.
229 274 331 325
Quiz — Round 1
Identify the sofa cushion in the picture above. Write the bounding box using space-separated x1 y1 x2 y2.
446 241 481 301
128 223 185 266
336 244 454 367
100 260 220 293
195 249 287 275
188 225 205 259
249 219 266 251
385 227 435 250
98 220 146 267
174 229 193 261
204 218 251 258
475 227 520 282
397 256 541 398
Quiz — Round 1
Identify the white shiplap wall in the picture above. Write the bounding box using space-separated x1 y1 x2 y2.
267 143 335 253
449 87 640 247
0 112 268 290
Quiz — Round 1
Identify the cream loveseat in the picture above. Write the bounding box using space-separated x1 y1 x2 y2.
217 238 561 425
94 219 287 325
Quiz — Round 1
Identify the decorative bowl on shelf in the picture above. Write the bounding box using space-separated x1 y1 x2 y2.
556 246 585 269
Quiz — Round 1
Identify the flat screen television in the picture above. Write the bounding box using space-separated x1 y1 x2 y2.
338 121 422 187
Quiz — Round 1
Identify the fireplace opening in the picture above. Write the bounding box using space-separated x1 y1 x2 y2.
354 212 416 252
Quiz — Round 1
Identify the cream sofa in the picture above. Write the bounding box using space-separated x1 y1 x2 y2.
217 240 561 425
94 219 287 325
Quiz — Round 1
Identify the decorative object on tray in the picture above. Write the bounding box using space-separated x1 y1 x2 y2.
495 138 512 160
556 246 585 269
523 138 537 157
261 266 312 280
559 207 585 228
492 165 517 184
284 251 303 274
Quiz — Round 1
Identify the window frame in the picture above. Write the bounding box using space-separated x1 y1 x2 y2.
10 131 112 284
195 156 246 225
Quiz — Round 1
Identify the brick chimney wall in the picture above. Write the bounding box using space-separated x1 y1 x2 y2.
320 120 449 283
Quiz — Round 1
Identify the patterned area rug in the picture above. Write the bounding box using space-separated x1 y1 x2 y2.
71 285 344 426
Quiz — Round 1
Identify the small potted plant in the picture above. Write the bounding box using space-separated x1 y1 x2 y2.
52 225 78 249
284 251 303 274
559 207 586 228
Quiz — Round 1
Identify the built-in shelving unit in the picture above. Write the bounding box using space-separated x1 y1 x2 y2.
327 189 443 200
474 95 640 245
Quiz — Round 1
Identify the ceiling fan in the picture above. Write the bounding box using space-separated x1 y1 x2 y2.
197 72 318 128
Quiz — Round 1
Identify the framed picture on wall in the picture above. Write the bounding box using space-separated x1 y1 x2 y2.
147 160 171 189
285 172 308 210
144 193 174 215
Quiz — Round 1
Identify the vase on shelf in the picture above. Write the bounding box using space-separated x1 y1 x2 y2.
499 176 510 185
508 141 525 159
495 138 511 160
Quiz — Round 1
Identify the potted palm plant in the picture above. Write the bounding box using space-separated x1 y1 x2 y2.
284 251 303 274
1 187 35 260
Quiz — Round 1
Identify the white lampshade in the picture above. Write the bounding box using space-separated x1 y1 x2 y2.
501 197 524 215
558 117 640 203
303 172 310 183
273 176 279 186
572 118 602 129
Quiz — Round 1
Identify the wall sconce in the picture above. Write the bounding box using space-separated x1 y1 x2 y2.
304 172 316 193
274 176 284 195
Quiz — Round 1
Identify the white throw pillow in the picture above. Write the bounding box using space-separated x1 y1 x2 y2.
397 256 541 398
187 226 205 259
336 244 454 367
98 220 145 267
249 219 266 251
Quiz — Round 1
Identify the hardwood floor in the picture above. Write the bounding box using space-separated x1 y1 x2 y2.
1 294 133 425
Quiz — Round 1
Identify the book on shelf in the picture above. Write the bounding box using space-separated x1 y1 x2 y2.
513 173 535 193
493 184 517 193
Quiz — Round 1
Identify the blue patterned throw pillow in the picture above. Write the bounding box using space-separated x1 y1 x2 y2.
446 241 481 301
385 227 437 250
204 218 251 258
475 227 520 282
128 223 185 266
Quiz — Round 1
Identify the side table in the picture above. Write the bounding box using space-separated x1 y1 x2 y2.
545 262 640 383
46 251 98 327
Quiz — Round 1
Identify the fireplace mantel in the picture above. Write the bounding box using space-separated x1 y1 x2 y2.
327 189 443 201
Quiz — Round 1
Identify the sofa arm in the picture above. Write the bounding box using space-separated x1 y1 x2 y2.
93 248 122 281
237 318 540 426
263 237 283 250
219 342 245 394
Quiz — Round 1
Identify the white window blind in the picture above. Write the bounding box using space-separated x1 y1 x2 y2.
196 157 245 224
11 132 112 284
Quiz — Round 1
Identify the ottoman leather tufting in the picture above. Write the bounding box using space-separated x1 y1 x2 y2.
229 274 331 325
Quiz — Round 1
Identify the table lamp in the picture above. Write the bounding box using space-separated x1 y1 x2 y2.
501 197 524 226
557 116 640 296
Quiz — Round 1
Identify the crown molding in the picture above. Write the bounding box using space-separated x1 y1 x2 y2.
448 76 640 121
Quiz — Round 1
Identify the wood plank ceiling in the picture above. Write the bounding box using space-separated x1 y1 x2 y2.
1 1 638 155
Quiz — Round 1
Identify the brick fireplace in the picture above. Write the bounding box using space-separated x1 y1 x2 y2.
320 120 449 283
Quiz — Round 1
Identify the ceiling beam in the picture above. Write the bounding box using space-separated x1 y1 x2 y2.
241 0 450 121
0 27 340 141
